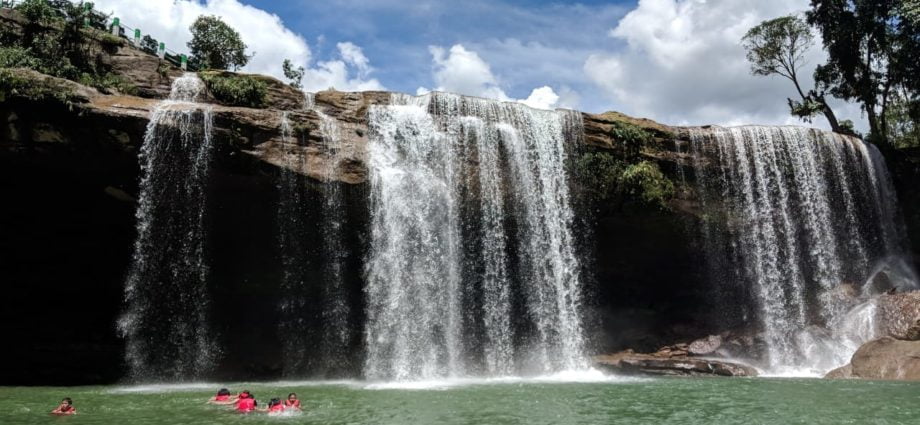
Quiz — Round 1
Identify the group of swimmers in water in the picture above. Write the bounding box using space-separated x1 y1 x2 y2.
49 389 303 416
208 388 303 415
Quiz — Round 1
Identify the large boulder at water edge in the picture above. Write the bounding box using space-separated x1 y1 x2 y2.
851 337 920 380
826 337 920 381
594 350 758 377
876 291 920 341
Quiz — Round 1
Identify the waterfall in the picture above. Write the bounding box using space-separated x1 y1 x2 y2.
276 111 314 376
317 109 352 374
689 126 917 372
118 73 218 380
276 95 354 377
363 92 586 381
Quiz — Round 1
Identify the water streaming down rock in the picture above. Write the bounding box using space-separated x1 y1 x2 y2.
688 126 917 372
275 111 314 376
364 92 586 380
118 73 218 380
316 109 353 374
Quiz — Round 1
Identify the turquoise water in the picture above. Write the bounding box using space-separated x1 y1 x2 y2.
2 376 919 424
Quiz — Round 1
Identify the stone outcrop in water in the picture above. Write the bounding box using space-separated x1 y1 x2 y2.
826 337 920 381
594 350 758 377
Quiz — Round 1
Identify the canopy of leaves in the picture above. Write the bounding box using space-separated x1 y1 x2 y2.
282 58 304 89
807 0 920 143
742 15 814 81
188 15 250 71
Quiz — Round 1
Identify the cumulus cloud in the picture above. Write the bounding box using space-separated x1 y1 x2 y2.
583 0 865 129
420 44 564 110
90 0 382 91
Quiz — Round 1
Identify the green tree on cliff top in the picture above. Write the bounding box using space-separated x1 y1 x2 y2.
741 15 844 133
188 15 250 71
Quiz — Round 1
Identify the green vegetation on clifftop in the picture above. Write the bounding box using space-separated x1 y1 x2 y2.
200 71 267 108
1 0 136 94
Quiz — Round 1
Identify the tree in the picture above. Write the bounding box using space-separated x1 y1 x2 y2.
807 0 920 145
282 58 304 89
187 15 250 71
742 15 842 132
140 35 159 55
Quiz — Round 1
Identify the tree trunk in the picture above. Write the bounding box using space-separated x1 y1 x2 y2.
821 100 841 133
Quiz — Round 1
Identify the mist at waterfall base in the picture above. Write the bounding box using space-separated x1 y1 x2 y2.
114 73 918 384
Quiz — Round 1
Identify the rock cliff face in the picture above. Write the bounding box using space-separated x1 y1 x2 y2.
3 25 919 383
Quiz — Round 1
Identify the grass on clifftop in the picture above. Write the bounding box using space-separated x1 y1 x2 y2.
200 71 267 108
0 68 79 104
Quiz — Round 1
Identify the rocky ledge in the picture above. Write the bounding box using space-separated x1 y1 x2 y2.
594 349 758 377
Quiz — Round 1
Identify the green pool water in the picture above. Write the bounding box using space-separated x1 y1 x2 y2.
1 375 918 424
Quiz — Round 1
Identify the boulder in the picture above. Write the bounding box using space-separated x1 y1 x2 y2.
847 337 920 381
877 291 920 341
689 334 722 355
824 364 854 379
594 351 757 377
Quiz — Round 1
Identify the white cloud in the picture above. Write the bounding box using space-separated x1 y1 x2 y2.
90 0 382 92
421 44 564 110
428 44 510 101
584 0 866 130
521 86 559 110
336 42 372 78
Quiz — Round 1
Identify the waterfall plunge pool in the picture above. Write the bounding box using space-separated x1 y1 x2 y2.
2 376 919 424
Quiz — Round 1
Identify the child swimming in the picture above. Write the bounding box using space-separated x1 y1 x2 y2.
235 391 258 413
284 392 302 410
50 397 76 415
208 388 235 404
265 398 285 415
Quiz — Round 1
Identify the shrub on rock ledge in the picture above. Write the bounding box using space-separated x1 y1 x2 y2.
200 71 267 108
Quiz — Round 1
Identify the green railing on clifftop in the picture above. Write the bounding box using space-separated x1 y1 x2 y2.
1 0 199 71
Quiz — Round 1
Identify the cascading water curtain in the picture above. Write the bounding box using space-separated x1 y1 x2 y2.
363 93 586 381
119 74 218 380
689 126 916 372
316 110 353 375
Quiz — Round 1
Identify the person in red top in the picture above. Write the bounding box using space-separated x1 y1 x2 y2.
265 398 285 415
208 388 235 404
235 391 257 413
50 397 76 415
284 392 302 410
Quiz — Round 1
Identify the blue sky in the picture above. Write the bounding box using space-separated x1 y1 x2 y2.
90 0 867 130
244 0 630 101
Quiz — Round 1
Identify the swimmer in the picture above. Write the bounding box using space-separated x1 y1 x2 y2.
284 392 302 410
50 397 76 415
235 391 258 413
265 398 285 415
208 388 235 404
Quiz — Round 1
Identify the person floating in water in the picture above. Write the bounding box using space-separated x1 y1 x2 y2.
264 398 285 415
208 388 235 404
284 392 302 410
50 397 76 415
235 391 257 413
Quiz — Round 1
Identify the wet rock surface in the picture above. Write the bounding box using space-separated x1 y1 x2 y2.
827 337 920 381
594 350 758 377
876 291 920 341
